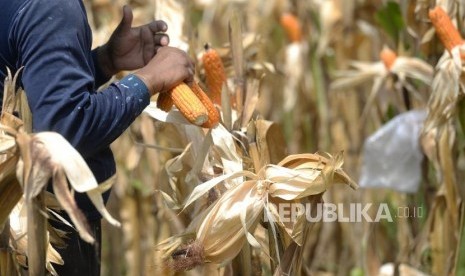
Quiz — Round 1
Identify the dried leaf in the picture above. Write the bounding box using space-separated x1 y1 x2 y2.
33 132 120 227
34 132 98 193
331 62 386 90
211 124 244 185
424 51 461 132
438 126 459 229
421 27 436 44
0 168 21 230
196 180 263 263
0 135 15 153
391 57 434 85
256 120 287 165
143 102 193 126
183 170 257 211
52 169 94 244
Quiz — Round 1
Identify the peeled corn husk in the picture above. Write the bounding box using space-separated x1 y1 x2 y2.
163 152 357 269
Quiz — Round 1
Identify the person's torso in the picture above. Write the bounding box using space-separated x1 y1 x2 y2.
0 0 93 104
0 0 112 219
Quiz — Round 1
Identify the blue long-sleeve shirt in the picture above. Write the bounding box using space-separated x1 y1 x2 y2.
0 0 150 219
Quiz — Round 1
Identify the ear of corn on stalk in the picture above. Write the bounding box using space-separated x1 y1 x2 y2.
429 6 464 53
202 44 227 105
280 12 302 43
380 47 397 70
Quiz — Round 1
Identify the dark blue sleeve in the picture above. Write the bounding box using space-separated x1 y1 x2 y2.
91 47 112 87
9 0 150 158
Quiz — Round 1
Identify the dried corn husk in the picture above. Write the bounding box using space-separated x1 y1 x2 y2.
423 50 462 133
331 49 433 121
331 51 433 91
165 152 357 269
15 131 120 244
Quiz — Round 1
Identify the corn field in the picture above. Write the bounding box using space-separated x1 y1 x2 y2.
2 0 465 275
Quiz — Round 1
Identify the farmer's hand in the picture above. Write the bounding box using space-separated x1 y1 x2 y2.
134 46 195 96
97 5 169 77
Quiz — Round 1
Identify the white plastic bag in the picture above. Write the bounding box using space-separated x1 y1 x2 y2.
359 110 426 193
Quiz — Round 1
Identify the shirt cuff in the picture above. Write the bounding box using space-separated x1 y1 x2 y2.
117 74 151 104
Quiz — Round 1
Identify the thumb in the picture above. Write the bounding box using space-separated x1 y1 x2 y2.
118 5 133 32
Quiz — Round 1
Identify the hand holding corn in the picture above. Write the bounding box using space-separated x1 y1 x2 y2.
134 46 195 95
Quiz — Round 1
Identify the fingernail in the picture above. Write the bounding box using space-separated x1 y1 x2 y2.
161 36 169 45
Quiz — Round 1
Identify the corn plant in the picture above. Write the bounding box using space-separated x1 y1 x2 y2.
0 69 120 275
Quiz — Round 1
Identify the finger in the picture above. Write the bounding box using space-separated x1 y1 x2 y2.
185 62 195 87
141 27 155 64
154 33 169 46
185 69 195 87
188 57 196 73
152 42 167 57
154 45 163 55
154 43 171 55
148 20 168 34
119 5 134 32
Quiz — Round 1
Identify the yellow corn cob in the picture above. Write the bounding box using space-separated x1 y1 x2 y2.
429 6 464 53
202 44 226 105
280 12 302 42
191 82 220 128
379 47 397 70
156 92 174 112
169 83 208 126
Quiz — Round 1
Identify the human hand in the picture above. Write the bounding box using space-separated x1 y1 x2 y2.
134 46 195 95
98 5 169 77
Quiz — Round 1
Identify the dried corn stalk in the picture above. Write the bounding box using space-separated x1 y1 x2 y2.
0 69 25 276
420 5 464 275
9 200 64 275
